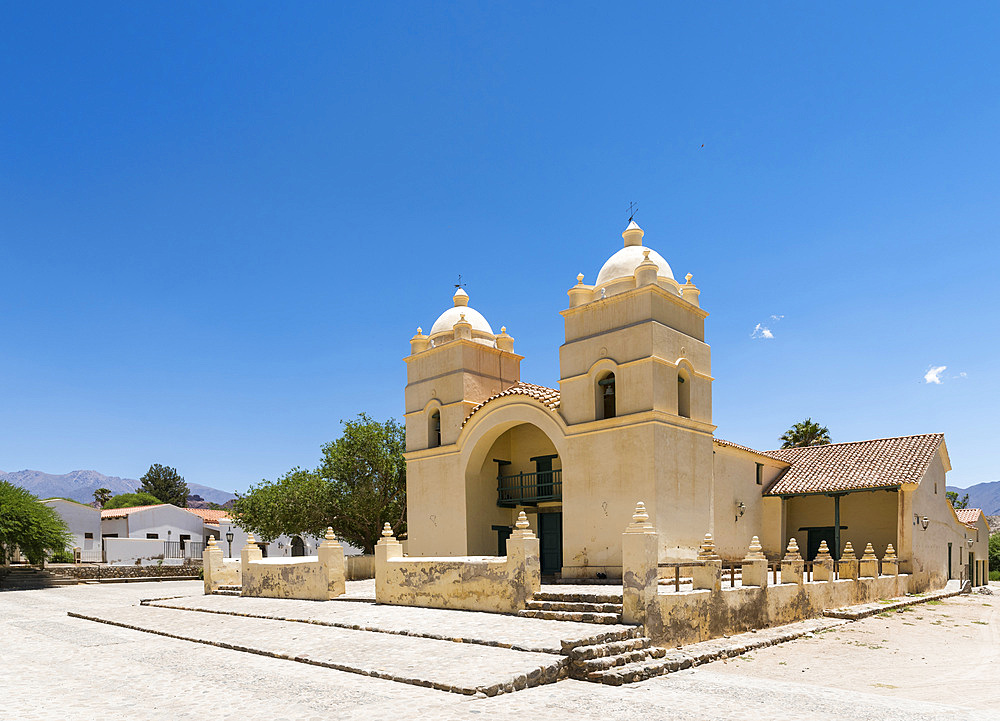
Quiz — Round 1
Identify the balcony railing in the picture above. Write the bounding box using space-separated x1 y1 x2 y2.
497 469 562 507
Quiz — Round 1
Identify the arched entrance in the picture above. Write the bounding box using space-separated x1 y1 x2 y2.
465 420 563 575
291 536 306 557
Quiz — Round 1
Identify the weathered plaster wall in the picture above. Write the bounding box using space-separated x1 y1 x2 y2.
104 538 165 565
646 575 909 647
375 523 539 613
237 533 346 600
710 447 786 560
43 500 101 553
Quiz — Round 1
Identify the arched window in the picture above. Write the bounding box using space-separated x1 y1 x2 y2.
429 410 442 448
597 372 616 420
677 368 691 419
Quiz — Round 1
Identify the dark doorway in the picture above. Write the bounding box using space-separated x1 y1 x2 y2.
538 512 563 576
948 542 953 579
257 542 268 558
291 536 306 557
805 527 836 561
493 525 513 556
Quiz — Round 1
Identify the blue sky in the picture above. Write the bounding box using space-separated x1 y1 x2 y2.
2 3 997 492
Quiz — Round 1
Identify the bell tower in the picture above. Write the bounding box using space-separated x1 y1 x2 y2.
404 288 521 451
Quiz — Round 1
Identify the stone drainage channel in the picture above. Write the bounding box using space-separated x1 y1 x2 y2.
69 583 967 696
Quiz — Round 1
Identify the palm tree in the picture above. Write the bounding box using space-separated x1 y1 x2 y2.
93 487 112 508
779 418 831 448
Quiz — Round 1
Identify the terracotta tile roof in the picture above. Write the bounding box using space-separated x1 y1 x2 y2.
185 508 231 524
464 382 561 426
713 438 786 462
100 504 166 519
763 434 944 496
955 508 983 526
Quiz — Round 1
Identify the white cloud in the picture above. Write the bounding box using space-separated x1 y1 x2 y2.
924 365 947 384
751 314 783 340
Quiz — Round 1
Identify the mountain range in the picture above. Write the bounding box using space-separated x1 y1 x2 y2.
946 480 1000 516
0 469 237 507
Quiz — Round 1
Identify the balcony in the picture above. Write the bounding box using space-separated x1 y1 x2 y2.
497 469 562 507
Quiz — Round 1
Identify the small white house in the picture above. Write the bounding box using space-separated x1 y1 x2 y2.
100 504 208 565
43 498 102 559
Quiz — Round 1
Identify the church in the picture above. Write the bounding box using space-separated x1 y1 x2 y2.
403 220 987 591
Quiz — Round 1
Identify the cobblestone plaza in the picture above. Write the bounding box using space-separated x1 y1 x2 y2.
1 580 996 720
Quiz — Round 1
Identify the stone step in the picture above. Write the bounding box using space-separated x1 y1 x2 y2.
559 626 644 653
586 652 696 685
567 636 653 660
217 585 242 591
516 609 622 624
533 591 622 604
524 600 623 614
211 589 241 596
572 647 667 676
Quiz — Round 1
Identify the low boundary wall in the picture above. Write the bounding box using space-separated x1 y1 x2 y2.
374 514 540 614
622 502 912 647
205 529 346 601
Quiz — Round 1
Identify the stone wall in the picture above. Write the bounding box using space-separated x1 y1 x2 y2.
60 565 199 580
374 513 540 614
622 502 912 647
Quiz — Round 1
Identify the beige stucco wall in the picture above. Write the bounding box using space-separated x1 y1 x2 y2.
375 531 539 613
783 489 899 561
710 447 786 560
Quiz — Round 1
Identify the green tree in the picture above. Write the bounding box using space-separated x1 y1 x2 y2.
93 487 113 507
138 464 189 507
0 481 72 566
945 491 969 509
989 533 999 572
233 414 405 553
103 491 164 509
779 418 832 448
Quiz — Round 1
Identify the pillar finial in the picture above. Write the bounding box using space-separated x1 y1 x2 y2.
841 541 856 559
815 540 832 561
625 501 654 533
698 532 720 560
883 543 897 561
861 542 878 561
246 532 256 545
381 522 394 538
783 537 802 561
742 535 766 561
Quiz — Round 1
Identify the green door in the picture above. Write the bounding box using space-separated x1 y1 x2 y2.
538 512 562 576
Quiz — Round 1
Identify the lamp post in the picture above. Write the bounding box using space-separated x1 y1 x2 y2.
226 531 234 557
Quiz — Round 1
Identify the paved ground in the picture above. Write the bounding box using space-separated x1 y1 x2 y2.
1 580 997 720
145 591 632 653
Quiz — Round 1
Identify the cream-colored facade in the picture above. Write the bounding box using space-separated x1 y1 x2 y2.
403 220 976 588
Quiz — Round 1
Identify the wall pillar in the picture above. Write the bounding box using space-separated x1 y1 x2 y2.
202 536 224 594
621 502 659 626
692 533 722 591
505 511 541 609
812 540 835 581
317 527 346 599
239 533 263 596
740 535 768 587
838 541 859 580
859 543 880 578
780 538 804 585
881 544 898 576
375 522 405 601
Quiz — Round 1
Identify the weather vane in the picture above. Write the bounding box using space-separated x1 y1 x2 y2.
627 201 639 223
454 274 466 290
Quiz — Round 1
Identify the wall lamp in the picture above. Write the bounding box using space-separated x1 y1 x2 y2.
921 516 929 530
967 538 974 548
735 501 746 522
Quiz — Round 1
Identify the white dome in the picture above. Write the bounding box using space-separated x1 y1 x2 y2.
596 245 674 286
429 288 494 336
430 305 494 336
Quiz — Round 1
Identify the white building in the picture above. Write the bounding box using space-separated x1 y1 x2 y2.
42 498 102 559
216 517 363 559
100 504 208 564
